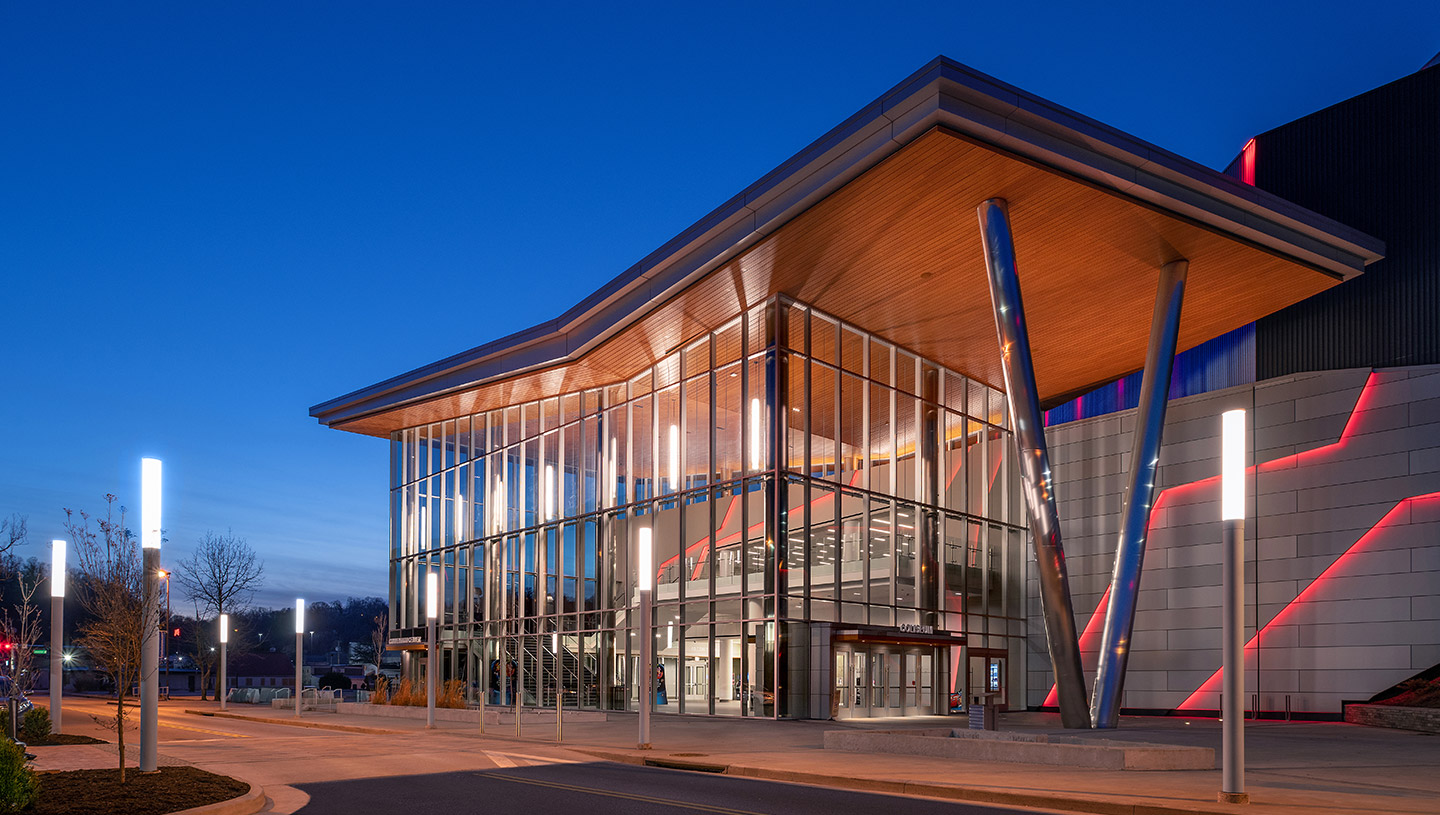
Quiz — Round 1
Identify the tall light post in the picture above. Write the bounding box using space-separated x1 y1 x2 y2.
637 526 653 750
156 569 171 700
426 570 438 729
294 598 305 718
50 539 65 735
1220 409 1249 805
140 457 162 773
218 614 229 711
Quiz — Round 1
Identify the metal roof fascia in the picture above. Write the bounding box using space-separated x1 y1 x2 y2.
310 56 1383 430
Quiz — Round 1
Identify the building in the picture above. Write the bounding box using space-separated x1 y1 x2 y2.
311 56 1388 723
1034 56 1440 718
226 653 303 692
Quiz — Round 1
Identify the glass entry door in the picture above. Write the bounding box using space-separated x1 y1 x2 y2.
835 643 938 718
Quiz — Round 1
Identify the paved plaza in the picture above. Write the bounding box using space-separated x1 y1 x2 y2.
28 696 1440 814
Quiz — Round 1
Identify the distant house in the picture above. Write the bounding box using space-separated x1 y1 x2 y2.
227 652 309 692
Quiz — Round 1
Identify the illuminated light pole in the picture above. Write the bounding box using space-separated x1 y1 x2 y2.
638 526 653 750
295 599 305 718
50 540 65 735
426 570 438 729
219 614 229 711
1219 409 1249 805
553 631 562 743
157 570 171 702
140 457 162 773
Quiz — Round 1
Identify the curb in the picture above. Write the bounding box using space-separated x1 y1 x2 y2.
570 747 1246 815
169 780 265 815
185 710 402 736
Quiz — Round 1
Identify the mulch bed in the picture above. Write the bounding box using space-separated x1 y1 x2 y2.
31 766 250 815
27 734 107 746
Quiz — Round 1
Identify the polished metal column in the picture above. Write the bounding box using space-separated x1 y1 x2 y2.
977 198 1088 729
1091 259 1188 729
920 368 941 625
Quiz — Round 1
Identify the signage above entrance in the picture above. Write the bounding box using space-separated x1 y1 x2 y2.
897 624 936 635
387 635 424 650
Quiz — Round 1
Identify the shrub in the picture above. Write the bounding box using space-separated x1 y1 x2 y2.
19 708 50 743
0 738 39 812
371 676 390 704
390 677 422 706
439 679 465 709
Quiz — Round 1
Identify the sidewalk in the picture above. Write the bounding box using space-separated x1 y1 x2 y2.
184 702 1440 815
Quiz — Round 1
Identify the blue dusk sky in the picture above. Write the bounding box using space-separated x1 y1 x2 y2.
2 2 1436 609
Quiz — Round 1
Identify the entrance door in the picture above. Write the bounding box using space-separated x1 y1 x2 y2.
834 644 939 718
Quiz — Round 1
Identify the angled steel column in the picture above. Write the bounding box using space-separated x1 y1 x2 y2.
977 198 1088 729
1090 259 1188 729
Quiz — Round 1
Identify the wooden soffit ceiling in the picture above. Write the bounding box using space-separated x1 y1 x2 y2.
336 128 1340 436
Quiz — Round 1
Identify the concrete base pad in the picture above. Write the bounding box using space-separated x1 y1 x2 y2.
824 728 1214 770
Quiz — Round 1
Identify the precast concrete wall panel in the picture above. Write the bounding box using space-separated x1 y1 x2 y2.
1030 364 1440 715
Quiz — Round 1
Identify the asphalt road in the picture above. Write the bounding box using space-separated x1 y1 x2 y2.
294 761 1045 815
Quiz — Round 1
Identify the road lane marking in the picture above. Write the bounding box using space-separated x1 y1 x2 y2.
493 752 580 765
159 721 251 738
481 773 766 815
483 751 516 768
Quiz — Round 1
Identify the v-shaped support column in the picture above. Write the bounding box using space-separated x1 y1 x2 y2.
977 199 1089 729
1090 259 1188 729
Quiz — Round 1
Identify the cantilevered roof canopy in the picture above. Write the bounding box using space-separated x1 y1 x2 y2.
311 56 1382 437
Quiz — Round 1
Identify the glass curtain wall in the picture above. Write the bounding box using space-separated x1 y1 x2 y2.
388 296 1027 718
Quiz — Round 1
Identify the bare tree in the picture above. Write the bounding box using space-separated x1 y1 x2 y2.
172 530 263 620
63 496 155 783
187 607 256 701
172 531 263 702
0 514 26 565
0 559 45 694
371 608 387 664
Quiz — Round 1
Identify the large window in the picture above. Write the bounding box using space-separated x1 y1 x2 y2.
387 296 1027 717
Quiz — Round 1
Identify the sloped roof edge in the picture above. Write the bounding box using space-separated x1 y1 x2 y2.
310 55 1384 431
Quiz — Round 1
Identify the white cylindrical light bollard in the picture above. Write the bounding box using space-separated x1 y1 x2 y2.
1220 409 1248 804
51 540 65 735
638 526 653 749
295 599 305 718
140 458 162 773
219 613 229 710
427 570 438 729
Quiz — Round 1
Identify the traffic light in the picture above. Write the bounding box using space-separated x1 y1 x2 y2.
173 628 182 638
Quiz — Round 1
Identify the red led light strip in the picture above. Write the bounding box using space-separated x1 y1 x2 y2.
1040 372 1382 710
1178 489 1440 709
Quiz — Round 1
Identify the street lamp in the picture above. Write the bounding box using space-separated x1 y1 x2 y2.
156 569 171 701
218 613 229 711
638 525 653 750
295 598 305 718
140 457 162 774
426 569 438 729
50 539 65 735
1219 409 1248 805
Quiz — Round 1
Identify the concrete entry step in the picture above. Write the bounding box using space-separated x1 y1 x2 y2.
824 728 1214 771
